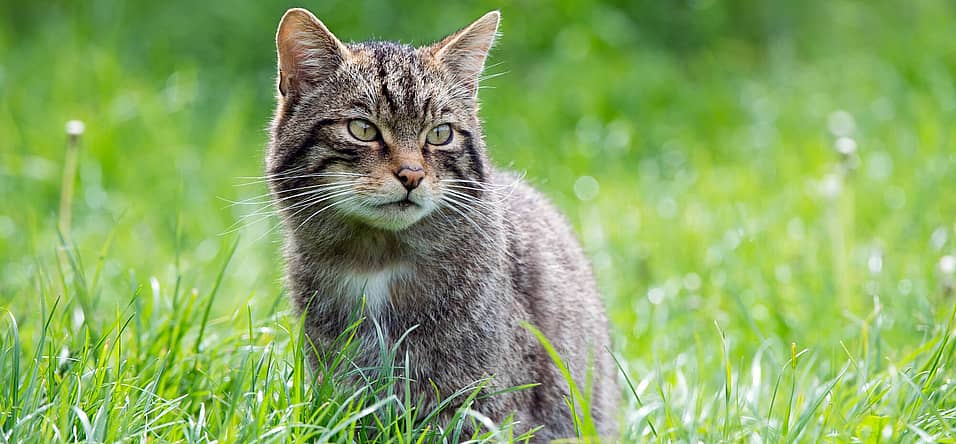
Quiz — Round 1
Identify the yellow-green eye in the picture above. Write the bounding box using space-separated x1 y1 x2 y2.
426 123 453 145
347 119 379 142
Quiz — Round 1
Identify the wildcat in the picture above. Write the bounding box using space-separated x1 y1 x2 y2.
266 8 618 441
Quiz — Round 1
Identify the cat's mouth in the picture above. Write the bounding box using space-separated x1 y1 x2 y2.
378 198 419 209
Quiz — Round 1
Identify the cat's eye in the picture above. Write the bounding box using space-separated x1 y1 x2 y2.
426 123 453 146
347 119 379 142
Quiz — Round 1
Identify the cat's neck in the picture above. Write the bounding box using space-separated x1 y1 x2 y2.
288 220 404 271
287 207 502 272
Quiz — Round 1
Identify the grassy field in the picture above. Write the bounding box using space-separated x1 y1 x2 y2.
2 0 956 442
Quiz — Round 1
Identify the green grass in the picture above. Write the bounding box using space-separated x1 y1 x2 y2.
2 0 956 442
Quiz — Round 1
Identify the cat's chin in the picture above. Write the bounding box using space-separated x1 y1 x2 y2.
346 201 433 232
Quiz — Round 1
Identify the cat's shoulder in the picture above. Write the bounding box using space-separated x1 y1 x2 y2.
490 169 564 221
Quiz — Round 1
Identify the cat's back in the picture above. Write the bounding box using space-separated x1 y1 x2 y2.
493 167 607 339
492 168 597 302
491 168 619 437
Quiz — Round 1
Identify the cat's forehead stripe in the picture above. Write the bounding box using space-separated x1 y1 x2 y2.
371 45 399 114
354 42 431 121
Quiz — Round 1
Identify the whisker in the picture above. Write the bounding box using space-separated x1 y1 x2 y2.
440 183 493 193
233 165 313 183
245 193 357 245
438 196 519 263
441 182 521 203
440 195 491 237
441 184 510 197
238 164 311 178
438 178 521 191
235 171 364 187
293 195 361 234
220 184 357 231
439 195 520 262
443 189 500 212
222 188 355 235
250 188 355 225
223 181 358 207
442 194 499 223
236 165 361 180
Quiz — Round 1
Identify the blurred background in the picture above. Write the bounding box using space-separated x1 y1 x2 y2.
2 0 956 415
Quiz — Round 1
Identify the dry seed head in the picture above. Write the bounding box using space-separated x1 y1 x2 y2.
940 255 956 275
835 137 857 156
65 120 85 136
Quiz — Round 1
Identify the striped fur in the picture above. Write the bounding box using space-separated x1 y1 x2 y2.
266 9 618 441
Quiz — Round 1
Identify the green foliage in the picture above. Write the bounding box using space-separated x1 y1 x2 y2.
2 0 956 442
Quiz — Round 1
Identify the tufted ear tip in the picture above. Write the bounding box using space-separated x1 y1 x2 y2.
481 10 501 27
275 8 348 97
429 11 501 97
475 10 501 27
278 8 319 29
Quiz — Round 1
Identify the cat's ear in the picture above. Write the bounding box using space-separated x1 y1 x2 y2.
275 8 348 97
429 11 500 97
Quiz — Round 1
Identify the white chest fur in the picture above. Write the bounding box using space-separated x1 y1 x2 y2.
336 266 410 313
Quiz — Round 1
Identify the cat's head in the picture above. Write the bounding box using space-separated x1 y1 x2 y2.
267 8 499 232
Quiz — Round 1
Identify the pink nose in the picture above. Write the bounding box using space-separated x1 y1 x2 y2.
395 165 425 190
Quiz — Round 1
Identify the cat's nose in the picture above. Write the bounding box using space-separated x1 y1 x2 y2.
395 165 426 190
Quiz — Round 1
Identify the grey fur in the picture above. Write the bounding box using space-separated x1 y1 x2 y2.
266 8 618 441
